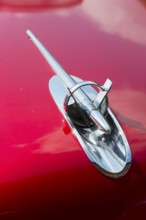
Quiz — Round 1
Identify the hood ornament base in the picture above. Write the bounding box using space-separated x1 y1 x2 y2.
49 75 131 178
26 29 132 178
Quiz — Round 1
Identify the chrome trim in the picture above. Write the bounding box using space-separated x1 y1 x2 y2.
49 75 132 178
26 29 132 178
26 29 110 134
26 29 76 88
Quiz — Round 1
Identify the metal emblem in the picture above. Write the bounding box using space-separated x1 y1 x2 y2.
26 29 132 178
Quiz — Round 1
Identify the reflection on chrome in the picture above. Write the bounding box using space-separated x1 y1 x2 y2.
26 29 132 178
49 75 131 178
26 29 111 134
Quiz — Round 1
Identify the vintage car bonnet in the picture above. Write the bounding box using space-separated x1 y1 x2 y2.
0 0 146 219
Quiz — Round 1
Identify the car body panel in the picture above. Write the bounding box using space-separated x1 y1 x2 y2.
0 0 146 218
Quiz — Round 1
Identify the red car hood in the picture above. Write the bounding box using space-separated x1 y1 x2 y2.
0 0 146 219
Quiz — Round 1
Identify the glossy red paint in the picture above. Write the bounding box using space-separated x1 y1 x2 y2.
0 0 146 219
0 0 83 11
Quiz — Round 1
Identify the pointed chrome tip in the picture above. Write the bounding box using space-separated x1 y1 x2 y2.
26 29 30 33
26 29 35 40
26 29 31 36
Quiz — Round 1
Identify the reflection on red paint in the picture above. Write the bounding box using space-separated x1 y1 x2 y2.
82 0 146 46
110 89 146 131
0 0 146 218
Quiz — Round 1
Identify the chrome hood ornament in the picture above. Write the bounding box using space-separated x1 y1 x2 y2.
26 29 132 178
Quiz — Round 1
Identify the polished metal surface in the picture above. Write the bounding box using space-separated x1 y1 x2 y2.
49 75 132 178
26 29 76 88
26 29 110 134
26 29 131 177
